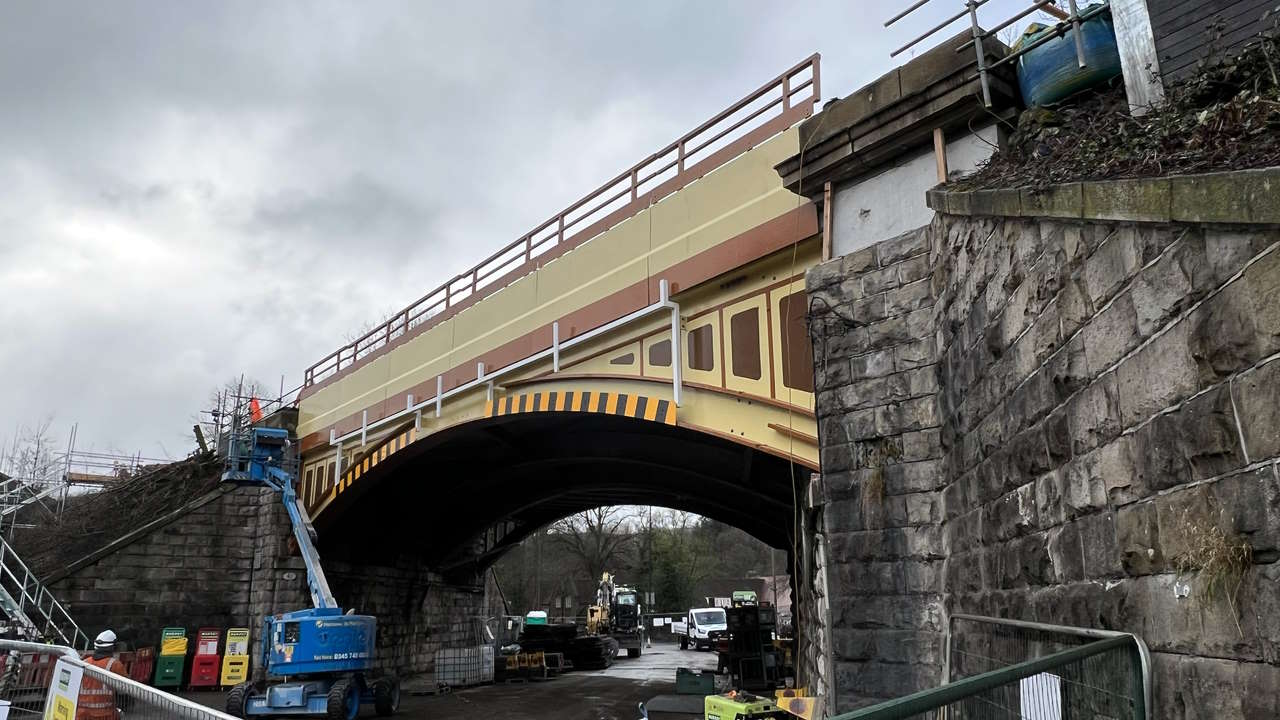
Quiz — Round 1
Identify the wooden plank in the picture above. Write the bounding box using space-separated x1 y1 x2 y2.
65 472 118 485
1154 0 1271 46
1160 16 1271 78
933 128 948 184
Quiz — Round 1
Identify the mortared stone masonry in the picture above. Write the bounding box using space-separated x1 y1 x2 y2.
807 170 1280 716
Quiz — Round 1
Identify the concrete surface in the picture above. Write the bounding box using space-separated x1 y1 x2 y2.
190 642 719 719
830 124 999 256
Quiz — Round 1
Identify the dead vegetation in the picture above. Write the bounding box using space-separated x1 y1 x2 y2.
1173 506 1253 638
14 453 224 578
954 18 1280 191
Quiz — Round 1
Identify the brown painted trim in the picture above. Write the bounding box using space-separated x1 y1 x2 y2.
767 422 818 445
562 265 809 374
299 204 817 450
647 204 818 302
685 267 810 324
678 420 819 471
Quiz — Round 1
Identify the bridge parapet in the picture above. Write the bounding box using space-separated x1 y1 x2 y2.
302 55 820 389
296 58 825 482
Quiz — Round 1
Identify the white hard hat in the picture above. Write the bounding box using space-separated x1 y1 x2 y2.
94 630 117 649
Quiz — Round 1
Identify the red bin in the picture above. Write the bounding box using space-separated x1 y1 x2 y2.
188 628 222 688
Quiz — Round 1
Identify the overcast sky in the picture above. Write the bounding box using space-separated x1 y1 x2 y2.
0 0 1045 461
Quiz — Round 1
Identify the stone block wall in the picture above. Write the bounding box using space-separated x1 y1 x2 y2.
807 225 949 707
50 486 262 648
936 213 1280 719
328 559 493 676
49 484 492 680
808 172 1280 717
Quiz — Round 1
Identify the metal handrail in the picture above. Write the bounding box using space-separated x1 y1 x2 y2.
884 0 1107 107
831 634 1145 720
302 55 821 388
944 612 1153 718
0 536 87 650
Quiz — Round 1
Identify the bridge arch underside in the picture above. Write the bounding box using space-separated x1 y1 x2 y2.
315 412 807 582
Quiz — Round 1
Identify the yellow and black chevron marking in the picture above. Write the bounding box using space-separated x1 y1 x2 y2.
485 391 676 425
327 425 419 501
315 391 674 513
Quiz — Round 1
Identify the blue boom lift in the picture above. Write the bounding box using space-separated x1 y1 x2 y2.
222 426 399 718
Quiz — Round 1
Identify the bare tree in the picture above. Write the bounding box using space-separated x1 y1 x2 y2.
196 376 269 452
549 507 638 586
0 418 59 482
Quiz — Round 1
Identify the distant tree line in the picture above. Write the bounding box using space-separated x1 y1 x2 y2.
492 506 784 617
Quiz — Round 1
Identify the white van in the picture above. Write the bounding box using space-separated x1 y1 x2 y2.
671 607 727 650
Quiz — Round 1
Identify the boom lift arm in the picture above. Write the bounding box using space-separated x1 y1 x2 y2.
220 426 399 718
223 428 337 610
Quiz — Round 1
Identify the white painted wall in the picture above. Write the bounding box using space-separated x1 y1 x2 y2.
830 124 1000 257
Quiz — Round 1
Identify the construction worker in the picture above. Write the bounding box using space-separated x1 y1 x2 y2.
78 630 124 720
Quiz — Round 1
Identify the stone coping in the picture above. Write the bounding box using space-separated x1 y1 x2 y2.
925 168 1280 225
45 485 239 583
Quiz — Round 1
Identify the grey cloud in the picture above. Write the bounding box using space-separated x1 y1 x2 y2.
0 0 1041 456
249 174 437 250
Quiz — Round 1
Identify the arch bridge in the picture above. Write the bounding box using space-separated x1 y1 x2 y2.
294 56 824 575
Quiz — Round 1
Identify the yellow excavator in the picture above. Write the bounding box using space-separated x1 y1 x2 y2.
586 572 645 658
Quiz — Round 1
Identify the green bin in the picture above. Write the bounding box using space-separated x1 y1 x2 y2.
675 667 715 695
153 627 188 688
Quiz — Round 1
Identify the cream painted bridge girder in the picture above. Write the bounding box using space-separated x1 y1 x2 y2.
293 57 824 568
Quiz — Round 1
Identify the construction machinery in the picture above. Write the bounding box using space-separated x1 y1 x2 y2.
587 573 645 658
704 690 788 720
221 426 399 718
720 603 786 691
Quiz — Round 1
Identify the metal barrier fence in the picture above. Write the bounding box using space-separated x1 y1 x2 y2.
0 639 236 719
831 615 1151 720
432 617 496 692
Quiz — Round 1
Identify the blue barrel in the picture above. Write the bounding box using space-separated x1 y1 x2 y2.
1014 6 1123 107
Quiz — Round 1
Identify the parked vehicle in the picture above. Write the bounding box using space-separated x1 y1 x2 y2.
587 573 645 658
672 607 727 651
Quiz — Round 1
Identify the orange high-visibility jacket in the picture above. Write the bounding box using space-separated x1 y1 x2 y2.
77 655 122 720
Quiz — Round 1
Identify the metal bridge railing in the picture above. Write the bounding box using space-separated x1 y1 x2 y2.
303 54 821 388
0 639 237 719
885 1 1110 107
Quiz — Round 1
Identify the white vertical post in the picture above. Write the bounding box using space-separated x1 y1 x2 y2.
334 442 342 480
360 410 368 446
477 362 485 381
406 394 414 410
415 410 421 431
552 322 560 372
435 376 443 418
487 381 495 402
661 279 682 407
